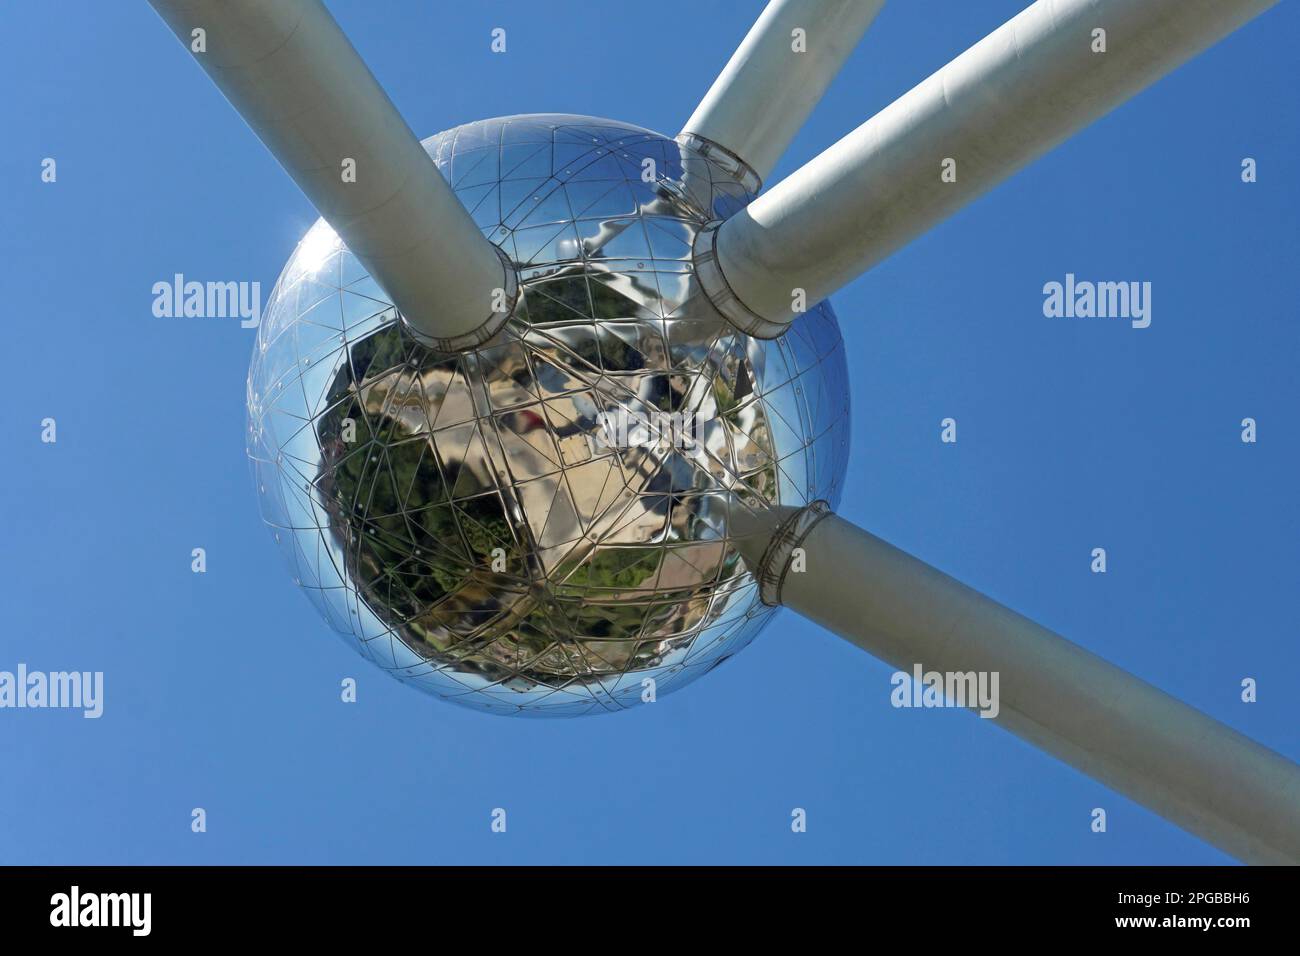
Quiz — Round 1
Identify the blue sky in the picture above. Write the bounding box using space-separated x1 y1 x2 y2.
1 0 1296 864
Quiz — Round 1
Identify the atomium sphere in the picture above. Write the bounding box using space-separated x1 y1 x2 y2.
246 114 851 717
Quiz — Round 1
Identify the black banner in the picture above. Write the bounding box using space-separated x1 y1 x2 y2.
0 866 1286 940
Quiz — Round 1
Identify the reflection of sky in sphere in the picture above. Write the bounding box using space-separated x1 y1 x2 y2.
246 115 851 716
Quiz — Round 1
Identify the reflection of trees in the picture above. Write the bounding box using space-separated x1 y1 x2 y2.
315 327 521 674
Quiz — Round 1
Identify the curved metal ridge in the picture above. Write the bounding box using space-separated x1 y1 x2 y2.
755 499 832 606
673 133 762 196
693 221 789 340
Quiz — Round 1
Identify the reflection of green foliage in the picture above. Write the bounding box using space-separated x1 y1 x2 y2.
598 327 632 370
546 548 668 642
459 498 512 558
526 276 592 324
561 602 645 641
565 547 660 590
713 375 738 416
317 327 513 608
350 323 409 385
589 278 636 321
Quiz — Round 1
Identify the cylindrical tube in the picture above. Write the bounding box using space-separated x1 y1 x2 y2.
147 0 516 349
753 506 1300 864
681 0 886 184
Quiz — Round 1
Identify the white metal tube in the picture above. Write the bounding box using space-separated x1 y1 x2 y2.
681 0 886 185
147 0 517 350
741 505 1300 864
708 0 1279 333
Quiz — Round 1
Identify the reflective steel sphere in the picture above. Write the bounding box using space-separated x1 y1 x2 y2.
247 114 851 716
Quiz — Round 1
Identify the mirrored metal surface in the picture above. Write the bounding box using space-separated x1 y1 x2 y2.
247 115 851 716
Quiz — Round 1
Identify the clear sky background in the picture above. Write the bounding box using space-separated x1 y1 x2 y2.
1 0 1296 865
